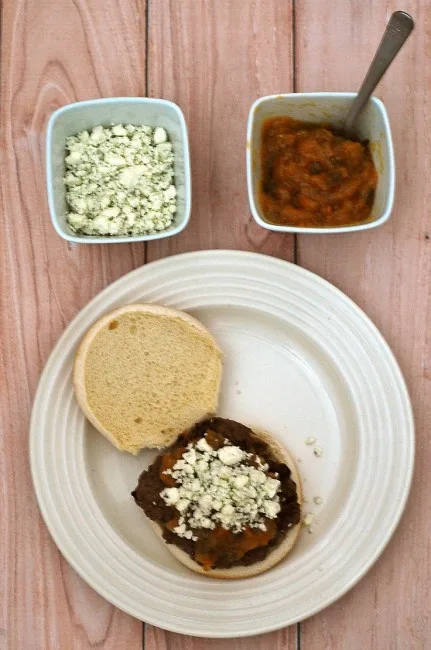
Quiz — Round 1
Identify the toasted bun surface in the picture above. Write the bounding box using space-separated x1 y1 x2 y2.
151 428 302 579
73 304 222 454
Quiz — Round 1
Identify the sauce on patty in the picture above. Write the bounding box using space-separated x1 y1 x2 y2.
259 116 378 228
132 418 301 571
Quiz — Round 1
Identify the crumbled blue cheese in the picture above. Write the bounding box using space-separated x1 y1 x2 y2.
63 124 176 236
302 513 314 527
160 436 282 540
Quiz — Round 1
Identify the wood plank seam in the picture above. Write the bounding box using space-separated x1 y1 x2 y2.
143 0 149 646
292 0 298 267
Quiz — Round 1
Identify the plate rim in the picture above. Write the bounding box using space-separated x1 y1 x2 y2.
29 249 415 637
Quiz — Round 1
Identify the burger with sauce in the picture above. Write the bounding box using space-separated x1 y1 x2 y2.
72 303 302 579
132 418 302 579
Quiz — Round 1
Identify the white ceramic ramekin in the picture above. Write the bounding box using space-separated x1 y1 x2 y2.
246 92 395 234
46 97 191 243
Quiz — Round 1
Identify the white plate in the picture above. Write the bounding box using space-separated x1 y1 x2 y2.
30 250 414 638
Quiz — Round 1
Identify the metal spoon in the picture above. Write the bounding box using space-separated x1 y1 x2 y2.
343 10 414 138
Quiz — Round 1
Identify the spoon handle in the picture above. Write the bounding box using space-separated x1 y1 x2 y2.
344 11 414 134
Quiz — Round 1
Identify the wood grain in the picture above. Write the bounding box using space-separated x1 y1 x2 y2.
2 0 429 648
145 0 296 647
295 2 431 649
0 0 147 647
145 626 297 650
146 0 295 261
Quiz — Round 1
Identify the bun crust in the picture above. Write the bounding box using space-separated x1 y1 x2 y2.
73 303 222 454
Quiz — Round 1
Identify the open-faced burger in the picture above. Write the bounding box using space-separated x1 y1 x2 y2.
132 417 302 579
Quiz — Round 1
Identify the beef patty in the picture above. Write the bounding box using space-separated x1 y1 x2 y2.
132 417 301 570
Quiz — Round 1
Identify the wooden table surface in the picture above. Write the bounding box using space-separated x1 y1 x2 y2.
1 1 430 648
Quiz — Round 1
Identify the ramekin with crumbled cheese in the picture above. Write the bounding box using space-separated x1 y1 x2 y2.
63 124 177 236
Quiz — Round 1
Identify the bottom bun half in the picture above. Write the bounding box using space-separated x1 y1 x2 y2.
150 428 302 579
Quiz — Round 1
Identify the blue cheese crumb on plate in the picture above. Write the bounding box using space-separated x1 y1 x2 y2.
64 124 177 236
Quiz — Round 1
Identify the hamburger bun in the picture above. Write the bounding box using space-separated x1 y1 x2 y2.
149 428 302 579
73 303 222 454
